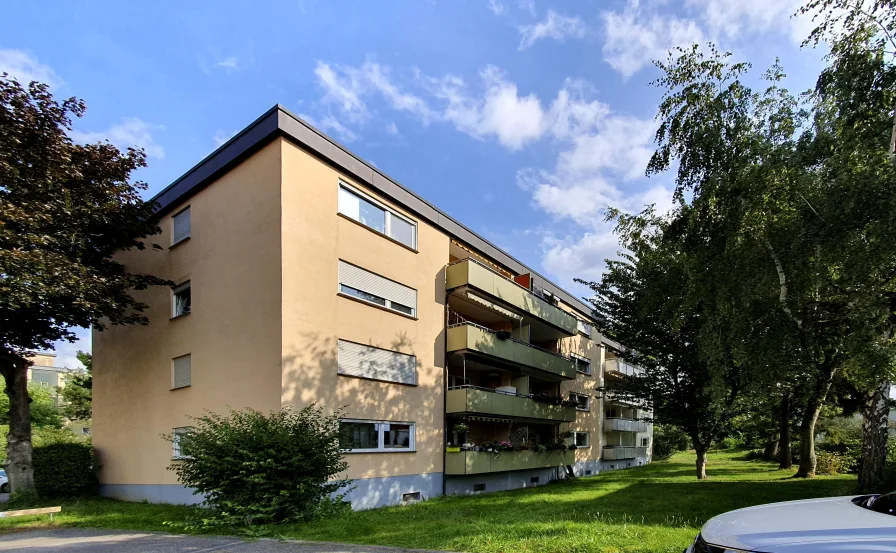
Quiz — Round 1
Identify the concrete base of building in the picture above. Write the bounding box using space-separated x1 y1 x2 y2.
445 467 564 496
340 472 443 510
100 483 203 505
599 455 651 473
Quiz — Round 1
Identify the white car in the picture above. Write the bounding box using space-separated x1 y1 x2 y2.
0 469 7 493
687 494 896 552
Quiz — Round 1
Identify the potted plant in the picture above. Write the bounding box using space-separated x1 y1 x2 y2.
453 423 470 434
496 330 512 340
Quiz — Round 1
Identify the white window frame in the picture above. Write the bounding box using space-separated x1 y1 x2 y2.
338 182 417 250
171 206 191 246
570 392 590 411
573 354 592 376
172 427 193 459
339 284 416 317
172 281 191 318
575 431 590 448
340 419 416 453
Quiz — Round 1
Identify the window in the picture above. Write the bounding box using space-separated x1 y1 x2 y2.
172 354 191 389
606 408 618 418
472 483 486 492
81 427 91 435
530 476 540 484
577 319 592 337
338 184 417 249
642 437 650 447
573 355 592 375
338 261 417 317
338 340 417 385
339 420 415 452
172 207 191 245
172 427 193 459
172 282 191 317
575 431 590 448
570 392 590 411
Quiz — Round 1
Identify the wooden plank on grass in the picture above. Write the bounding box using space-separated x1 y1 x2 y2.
0 506 62 518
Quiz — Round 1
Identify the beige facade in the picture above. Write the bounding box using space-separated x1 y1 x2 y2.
93 106 650 509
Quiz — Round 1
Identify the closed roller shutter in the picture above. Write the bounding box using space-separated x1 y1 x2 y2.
338 261 416 309
338 340 417 385
173 354 191 388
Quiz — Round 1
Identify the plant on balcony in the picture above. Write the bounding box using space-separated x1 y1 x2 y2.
452 423 469 434
495 330 512 340
530 393 563 405
533 444 548 453
559 430 574 440
560 398 580 408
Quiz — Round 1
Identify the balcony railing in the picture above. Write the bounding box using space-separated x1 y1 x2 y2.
445 449 575 475
604 418 649 433
446 258 578 335
604 358 641 377
447 386 577 422
447 323 576 380
602 446 649 460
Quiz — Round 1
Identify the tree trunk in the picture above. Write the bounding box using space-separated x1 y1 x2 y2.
763 437 779 461
858 377 891 492
0 354 35 495
795 395 823 478
778 392 793 469
695 448 708 480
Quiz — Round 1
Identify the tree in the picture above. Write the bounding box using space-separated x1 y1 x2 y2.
0 77 168 495
0 380 63 429
60 351 92 421
581 208 745 479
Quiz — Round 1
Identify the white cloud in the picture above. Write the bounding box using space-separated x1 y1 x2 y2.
52 327 91 370
687 0 804 43
487 0 505 15
299 112 358 143
0 49 62 88
558 115 656 180
213 130 236 147
518 10 587 50
518 0 536 17
385 121 399 135
314 61 368 122
602 4 706 78
215 56 239 71
70 118 165 159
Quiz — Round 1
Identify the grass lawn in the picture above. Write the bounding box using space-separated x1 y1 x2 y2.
0 449 857 553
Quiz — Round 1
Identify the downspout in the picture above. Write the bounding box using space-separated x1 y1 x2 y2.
442 292 448 499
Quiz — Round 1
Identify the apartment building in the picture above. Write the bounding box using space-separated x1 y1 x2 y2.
92 105 651 510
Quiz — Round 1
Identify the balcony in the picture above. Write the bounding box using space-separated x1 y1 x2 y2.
445 449 575 475
602 446 649 460
447 387 577 423
604 418 649 433
604 358 640 377
447 323 576 381
446 259 577 337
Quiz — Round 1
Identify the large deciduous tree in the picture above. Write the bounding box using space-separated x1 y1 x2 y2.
0 77 168 495
581 208 745 480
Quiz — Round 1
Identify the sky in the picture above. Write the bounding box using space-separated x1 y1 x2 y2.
2 0 831 368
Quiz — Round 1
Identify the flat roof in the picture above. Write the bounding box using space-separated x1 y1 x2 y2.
150 105 600 324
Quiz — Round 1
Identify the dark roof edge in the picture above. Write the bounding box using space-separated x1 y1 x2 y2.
149 104 598 321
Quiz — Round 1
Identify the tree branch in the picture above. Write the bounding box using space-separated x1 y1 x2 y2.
765 237 803 329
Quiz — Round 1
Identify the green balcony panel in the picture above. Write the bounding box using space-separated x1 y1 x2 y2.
446 388 577 422
446 259 577 336
447 324 576 380
444 450 575 475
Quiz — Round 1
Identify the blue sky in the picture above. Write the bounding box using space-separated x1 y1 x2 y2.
2 0 830 367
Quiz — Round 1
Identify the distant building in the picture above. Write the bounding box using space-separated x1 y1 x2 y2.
26 352 91 435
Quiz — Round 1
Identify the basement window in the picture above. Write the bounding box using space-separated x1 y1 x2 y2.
530 477 540 484
473 483 486 492
402 492 421 503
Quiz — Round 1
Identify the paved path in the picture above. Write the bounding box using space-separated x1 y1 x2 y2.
0 528 452 553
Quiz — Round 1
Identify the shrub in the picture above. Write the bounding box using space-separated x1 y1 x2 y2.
0 425 88 463
815 450 856 475
652 424 690 460
166 405 351 527
32 442 97 498
715 435 746 450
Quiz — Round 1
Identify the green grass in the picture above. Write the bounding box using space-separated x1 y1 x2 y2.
0 450 857 553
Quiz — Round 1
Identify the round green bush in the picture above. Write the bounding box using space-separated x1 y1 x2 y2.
32 442 98 498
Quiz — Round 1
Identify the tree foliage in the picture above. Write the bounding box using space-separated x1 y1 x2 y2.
165 406 351 527
0 75 169 494
60 351 92 421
